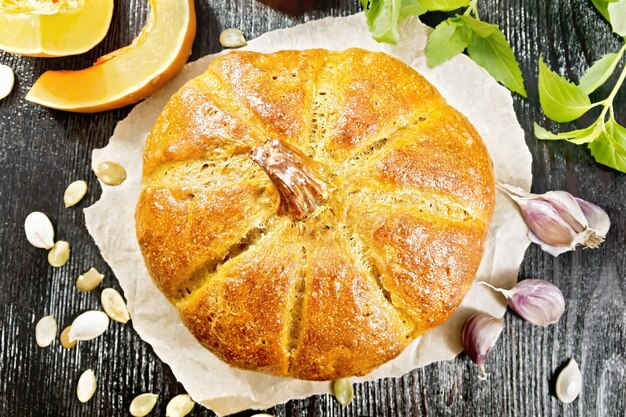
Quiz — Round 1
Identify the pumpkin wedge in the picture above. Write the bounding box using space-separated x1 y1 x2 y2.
0 0 114 57
25 0 196 113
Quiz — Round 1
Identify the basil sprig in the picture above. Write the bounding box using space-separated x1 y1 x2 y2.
361 0 527 97
535 0 626 173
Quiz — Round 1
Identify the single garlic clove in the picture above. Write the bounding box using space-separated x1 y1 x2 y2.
481 279 565 327
332 378 354 407
165 394 195 417
519 199 576 248
0 64 14 100
507 279 565 326
574 197 610 237
35 315 57 347
64 180 88 208
48 240 70 267
68 310 109 343
24 211 55 249
130 393 159 417
219 28 247 48
101 288 130 323
76 267 105 292
76 369 97 403
555 358 582 403
541 191 588 233
461 313 504 379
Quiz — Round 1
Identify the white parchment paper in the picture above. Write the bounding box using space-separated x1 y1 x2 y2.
84 13 533 416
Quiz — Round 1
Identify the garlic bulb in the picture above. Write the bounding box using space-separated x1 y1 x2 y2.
481 279 565 327
461 313 504 379
498 183 610 256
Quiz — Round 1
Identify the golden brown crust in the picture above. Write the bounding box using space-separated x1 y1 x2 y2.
136 48 496 380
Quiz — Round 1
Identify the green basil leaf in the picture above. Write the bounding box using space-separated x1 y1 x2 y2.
607 119 626 142
400 0 427 18
425 19 469 68
538 56 592 122
466 28 527 97
591 0 614 22
567 122 603 144
534 122 601 144
588 129 626 173
608 0 626 36
364 0 402 44
456 15 498 38
578 52 622 94
418 0 471 12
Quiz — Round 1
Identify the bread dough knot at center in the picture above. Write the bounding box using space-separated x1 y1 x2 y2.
250 138 331 220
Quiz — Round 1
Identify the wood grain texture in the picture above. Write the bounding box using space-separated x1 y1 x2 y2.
0 0 624 416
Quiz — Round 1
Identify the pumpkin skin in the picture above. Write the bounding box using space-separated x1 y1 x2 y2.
136 49 495 381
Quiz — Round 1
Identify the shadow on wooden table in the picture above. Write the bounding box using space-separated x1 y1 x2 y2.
257 0 340 16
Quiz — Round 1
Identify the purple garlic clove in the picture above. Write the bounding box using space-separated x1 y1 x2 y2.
481 279 565 327
461 313 505 379
497 182 610 256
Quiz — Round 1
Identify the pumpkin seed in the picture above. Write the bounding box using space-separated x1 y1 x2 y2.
76 267 104 292
332 378 354 407
130 393 159 416
24 211 55 249
101 288 130 323
64 180 88 207
95 161 126 186
35 315 57 347
60 325 77 349
76 369 97 403
251 414 275 417
556 358 582 403
48 240 70 267
0 64 14 100
68 310 109 342
165 394 195 417
219 28 247 48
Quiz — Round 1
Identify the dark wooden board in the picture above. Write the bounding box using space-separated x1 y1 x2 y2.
1 0 624 416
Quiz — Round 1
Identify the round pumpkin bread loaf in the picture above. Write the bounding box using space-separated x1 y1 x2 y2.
136 48 495 381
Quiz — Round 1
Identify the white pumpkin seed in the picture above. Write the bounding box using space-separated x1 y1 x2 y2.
130 393 159 417
35 315 57 347
556 358 582 403
101 288 130 323
0 64 14 100
60 325 77 349
95 161 126 186
332 378 354 407
68 310 109 342
250 414 275 417
165 394 195 417
64 180 88 207
219 28 247 48
48 240 70 267
76 369 97 403
76 267 105 292
24 212 55 249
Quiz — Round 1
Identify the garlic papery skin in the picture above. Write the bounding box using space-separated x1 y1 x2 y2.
461 313 504 379
556 358 582 403
481 280 565 327
497 182 610 256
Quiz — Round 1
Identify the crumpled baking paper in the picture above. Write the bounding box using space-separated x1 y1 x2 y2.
84 13 532 416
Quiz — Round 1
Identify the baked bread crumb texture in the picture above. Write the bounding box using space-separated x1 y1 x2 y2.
136 48 495 381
